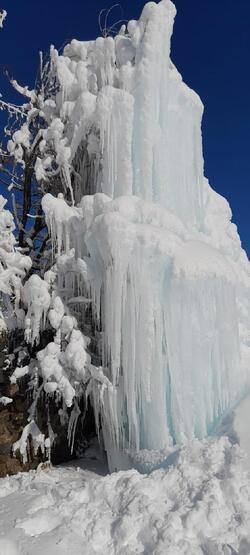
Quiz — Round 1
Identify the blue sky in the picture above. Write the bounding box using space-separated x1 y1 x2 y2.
1 0 249 255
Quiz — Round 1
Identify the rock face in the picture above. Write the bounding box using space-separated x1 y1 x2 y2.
0 401 32 477
0 334 66 477
0 333 31 477
0 333 52 477
0 333 97 477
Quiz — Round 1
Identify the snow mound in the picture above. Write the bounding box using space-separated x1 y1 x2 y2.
0 539 19 555
1 409 250 555
16 509 62 536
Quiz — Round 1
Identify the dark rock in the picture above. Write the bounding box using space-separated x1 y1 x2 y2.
0 331 98 477
1 383 19 398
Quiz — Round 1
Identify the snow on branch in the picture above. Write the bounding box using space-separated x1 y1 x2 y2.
10 79 36 102
0 9 7 28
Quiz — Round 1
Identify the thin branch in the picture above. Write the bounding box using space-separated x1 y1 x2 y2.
0 99 26 116
10 79 36 102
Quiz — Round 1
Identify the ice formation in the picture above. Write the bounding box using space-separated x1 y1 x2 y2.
32 0 250 469
12 420 46 465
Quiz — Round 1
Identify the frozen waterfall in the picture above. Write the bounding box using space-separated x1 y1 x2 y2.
41 0 250 470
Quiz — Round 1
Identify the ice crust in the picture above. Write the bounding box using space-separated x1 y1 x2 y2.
38 0 249 469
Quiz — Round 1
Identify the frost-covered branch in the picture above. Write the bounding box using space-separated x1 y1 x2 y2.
0 9 7 29
10 79 36 102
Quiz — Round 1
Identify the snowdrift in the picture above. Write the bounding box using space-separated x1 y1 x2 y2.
2 399 250 554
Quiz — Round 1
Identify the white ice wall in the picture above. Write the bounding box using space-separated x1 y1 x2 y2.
41 0 250 470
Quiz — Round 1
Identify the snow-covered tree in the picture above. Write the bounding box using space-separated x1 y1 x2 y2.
0 34 110 462
0 52 64 272
0 194 31 331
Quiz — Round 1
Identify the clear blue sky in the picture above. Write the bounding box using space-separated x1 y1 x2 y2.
1 0 249 255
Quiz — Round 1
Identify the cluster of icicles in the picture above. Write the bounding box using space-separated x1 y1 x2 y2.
10 0 250 471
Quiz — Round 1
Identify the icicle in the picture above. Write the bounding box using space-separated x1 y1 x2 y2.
67 400 81 454
35 0 250 472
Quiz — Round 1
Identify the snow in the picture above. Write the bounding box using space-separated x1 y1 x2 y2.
0 539 19 555
0 10 7 29
0 194 31 330
1 399 250 554
12 421 45 465
228 395 250 467
10 366 29 384
16 510 62 537
23 275 51 345
0 396 13 406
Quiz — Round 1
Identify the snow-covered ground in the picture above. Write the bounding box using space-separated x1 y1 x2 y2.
1 396 250 554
